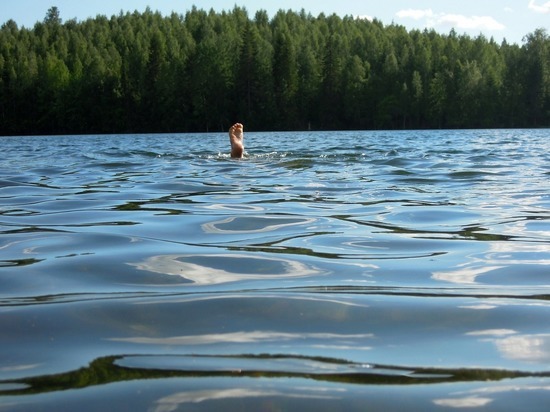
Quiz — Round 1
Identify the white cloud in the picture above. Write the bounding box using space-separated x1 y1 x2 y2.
528 0 550 14
396 8 434 20
396 9 506 31
435 14 505 31
355 15 373 22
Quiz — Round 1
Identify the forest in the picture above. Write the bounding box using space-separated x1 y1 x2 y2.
0 6 548 135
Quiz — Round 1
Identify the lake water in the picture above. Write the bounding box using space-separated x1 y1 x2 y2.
1 129 549 411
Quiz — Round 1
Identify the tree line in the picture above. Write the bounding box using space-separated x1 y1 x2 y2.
0 6 548 135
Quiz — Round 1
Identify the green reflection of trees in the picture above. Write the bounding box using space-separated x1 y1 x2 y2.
335 215 514 242
0 258 44 267
114 198 188 215
2 354 549 397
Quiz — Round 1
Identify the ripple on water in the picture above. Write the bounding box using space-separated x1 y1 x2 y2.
201 215 317 234
130 253 323 285
1 130 549 410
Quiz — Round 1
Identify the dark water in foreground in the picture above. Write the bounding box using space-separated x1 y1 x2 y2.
1 129 549 411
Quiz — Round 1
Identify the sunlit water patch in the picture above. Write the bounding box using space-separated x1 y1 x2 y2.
1 129 549 410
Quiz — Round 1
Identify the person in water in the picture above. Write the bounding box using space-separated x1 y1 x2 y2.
228 123 244 158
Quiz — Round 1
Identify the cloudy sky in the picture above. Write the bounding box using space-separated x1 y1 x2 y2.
1 1 548 44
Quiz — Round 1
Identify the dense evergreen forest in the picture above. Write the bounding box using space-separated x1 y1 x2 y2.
0 6 548 135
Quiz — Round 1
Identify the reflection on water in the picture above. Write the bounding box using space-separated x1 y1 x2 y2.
432 265 505 284
110 330 375 348
433 397 494 408
433 383 550 409
464 329 550 364
154 388 334 411
1 130 549 410
130 253 322 284
202 215 317 234
433 242 550 285
495 334 550 363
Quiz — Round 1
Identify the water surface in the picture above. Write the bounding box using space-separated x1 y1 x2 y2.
1 129 549 410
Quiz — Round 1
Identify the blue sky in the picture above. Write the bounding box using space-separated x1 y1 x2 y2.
1 1 548 44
